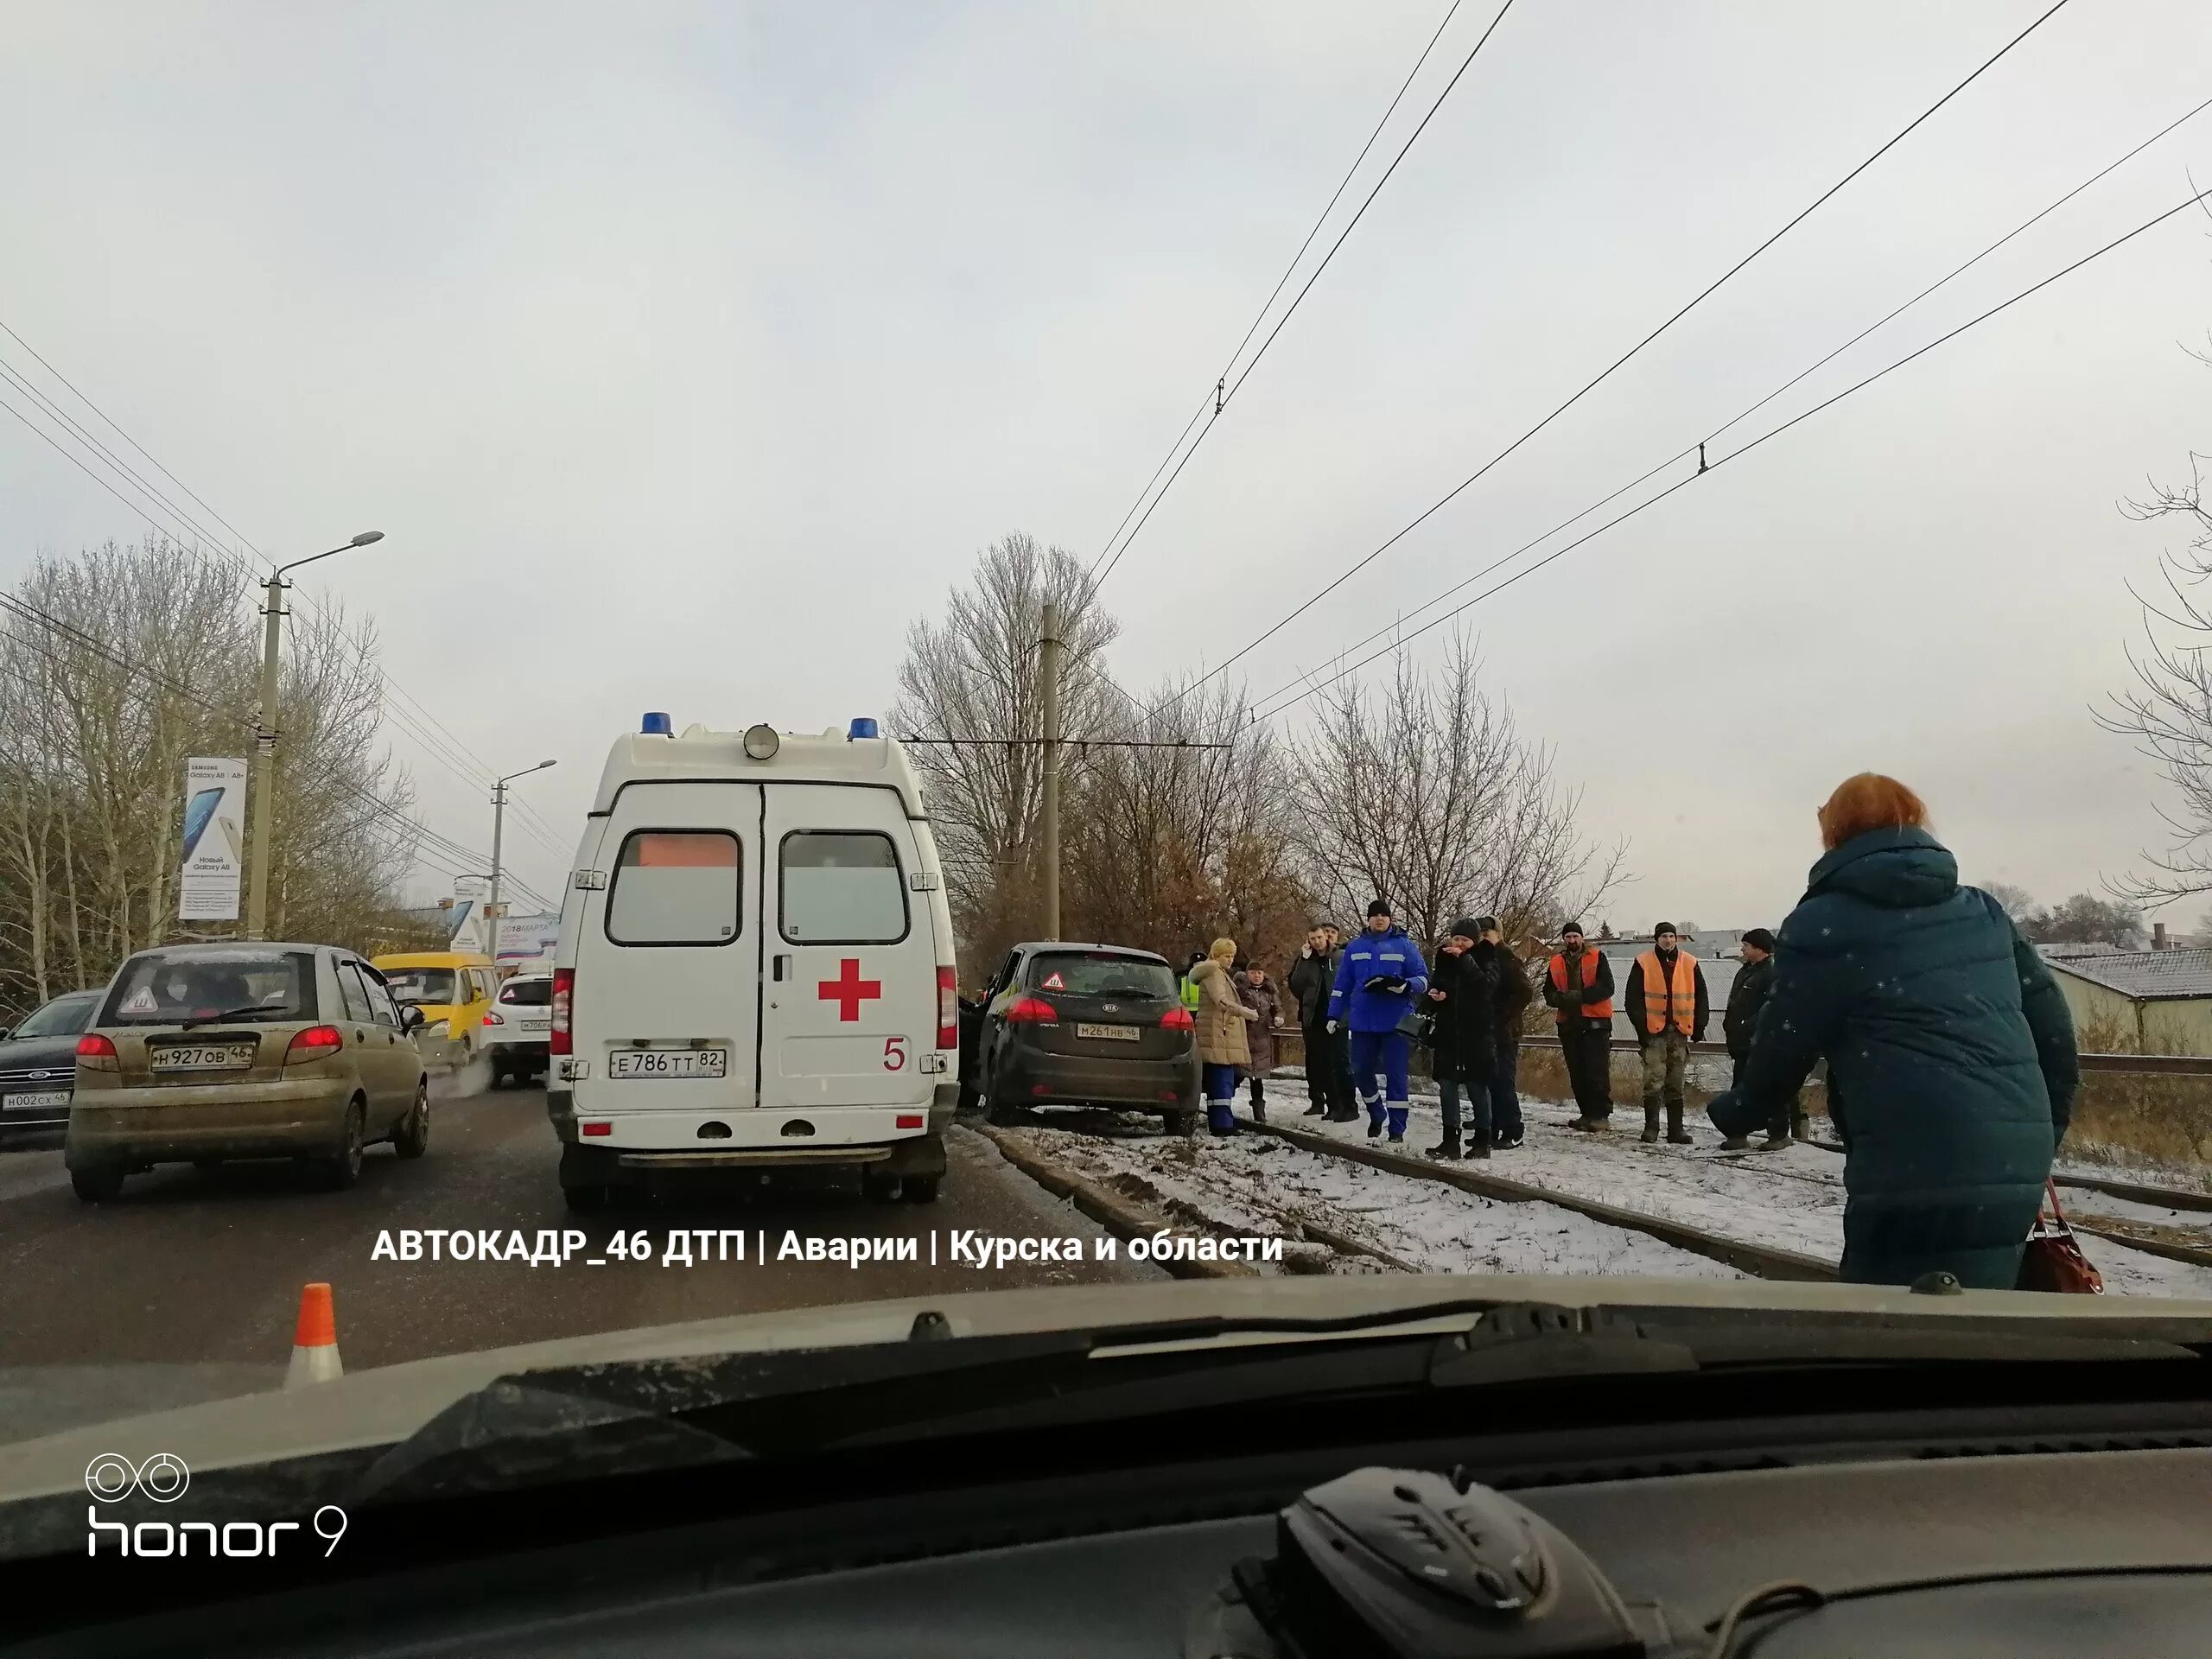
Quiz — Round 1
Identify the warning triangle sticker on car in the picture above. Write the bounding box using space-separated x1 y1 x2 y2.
1040 972 1065 990
123 988 158 1014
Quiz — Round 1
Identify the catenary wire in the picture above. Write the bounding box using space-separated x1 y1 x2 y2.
1249 84 2212 713
1087 0 1515 587
1249 182 2212 727
1166 0 2077 706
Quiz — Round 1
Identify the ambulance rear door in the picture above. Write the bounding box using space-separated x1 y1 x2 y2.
571 782 760 1116
759 783 935 1114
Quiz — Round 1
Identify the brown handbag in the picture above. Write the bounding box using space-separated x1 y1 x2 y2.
2016 1178 2105 1294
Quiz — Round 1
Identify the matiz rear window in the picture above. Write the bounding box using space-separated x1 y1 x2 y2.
607 830 742 945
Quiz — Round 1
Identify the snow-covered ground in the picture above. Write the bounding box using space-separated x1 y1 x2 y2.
998 1122 1750 1282
1001 1067 2212 1300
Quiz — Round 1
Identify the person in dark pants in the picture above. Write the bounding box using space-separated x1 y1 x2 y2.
1425 918 1500 1160
1287 924 1355 1120
1719 927 1802 1149
1237 959 1281 1122
1709 773 2078 1289
1543 923 1617 1130
1477 918 1531 1149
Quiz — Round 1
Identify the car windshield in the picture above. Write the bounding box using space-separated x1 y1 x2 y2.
10 7 2212 1571
8 993 97 1039
384 968 460 1006
1028 955 1178 999
99 952 314 1026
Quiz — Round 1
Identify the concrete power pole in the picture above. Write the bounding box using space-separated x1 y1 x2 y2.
244 572 286 942
1039 600 1064 941
485 779 507 959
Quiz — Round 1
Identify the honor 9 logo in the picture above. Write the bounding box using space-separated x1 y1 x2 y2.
86 1455 346 1559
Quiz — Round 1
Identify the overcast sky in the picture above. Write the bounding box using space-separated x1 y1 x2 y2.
4 1 2211 931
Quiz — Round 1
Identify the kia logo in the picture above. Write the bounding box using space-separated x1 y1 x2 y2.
1102 1004 1119 1014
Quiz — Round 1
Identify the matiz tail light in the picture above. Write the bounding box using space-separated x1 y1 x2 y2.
285 1026 343 1063
938 965 958 1049
1005 995 1058 1024
76 1033 118 1071
550 968 574 1057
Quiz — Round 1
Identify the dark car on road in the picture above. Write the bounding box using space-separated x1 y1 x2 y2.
0 989 102 1150
961 943 1198 1133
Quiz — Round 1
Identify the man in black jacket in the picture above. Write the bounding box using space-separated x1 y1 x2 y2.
1423 918 1500 1160
1287 924 1355 1120
1720 927 1802 1149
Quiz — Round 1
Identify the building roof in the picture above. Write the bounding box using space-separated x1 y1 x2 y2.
2045 948 2212 1001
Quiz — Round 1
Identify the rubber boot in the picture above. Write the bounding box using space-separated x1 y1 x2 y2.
1666 1102 1693 1145
1719 1135 1751 1152
1791 1111 1811 1142
1640 1104 1661 1144
1425 1132 1462 1162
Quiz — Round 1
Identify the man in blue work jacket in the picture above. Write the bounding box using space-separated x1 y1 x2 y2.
1328 898 1431 1143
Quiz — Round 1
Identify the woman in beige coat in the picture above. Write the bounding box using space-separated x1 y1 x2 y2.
1191 938 1257 1137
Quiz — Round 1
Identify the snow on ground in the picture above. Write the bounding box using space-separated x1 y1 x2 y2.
1001 1121 1748 1282
1253 1071 2212 1300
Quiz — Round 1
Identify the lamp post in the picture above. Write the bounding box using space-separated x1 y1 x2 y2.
245 531 385 940
486 760 556 963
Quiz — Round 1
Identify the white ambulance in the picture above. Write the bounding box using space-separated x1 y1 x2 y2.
548 714 958 1210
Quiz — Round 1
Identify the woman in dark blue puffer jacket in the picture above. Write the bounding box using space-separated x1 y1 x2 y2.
1708 773 2079 1289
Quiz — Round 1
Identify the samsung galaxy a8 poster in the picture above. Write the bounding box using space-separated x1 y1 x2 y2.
177 757 249 921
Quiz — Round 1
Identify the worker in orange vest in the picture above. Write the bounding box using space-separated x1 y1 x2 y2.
1624 923 1709 1145
1543 923 1617 1131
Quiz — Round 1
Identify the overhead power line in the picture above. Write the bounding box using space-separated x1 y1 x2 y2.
1251 83 2212 715
1251 181 2212 727
1086 0 1517 588
1170 0 2077 706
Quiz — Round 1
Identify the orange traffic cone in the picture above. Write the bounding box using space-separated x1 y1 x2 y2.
284 1282 343 1388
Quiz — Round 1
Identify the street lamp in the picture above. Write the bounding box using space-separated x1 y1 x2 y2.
245 531 387 940
486 760 556 963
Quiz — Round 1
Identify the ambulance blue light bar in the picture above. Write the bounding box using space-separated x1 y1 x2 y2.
849 717 880 741
641 712 672 736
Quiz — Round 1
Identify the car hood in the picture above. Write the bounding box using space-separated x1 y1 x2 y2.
0 1036 82 1078
7 1272 2212 1509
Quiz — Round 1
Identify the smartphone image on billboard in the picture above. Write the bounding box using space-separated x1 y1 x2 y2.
181 787 226 862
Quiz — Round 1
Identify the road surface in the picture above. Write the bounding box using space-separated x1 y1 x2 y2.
0 1083 1161 1440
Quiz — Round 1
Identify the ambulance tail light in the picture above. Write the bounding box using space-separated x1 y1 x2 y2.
1005 995 1058 1025
937 966 957 1049
1160 1006 1195 1033
550 968 574 1056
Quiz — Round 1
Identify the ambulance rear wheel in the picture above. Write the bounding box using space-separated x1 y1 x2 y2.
862 1170 901 1204
563 1181 610 1214
899 1174 940 1205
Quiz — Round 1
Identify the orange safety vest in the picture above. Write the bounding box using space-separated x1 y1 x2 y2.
1636 950 1698 1036
1548 950 1612 1022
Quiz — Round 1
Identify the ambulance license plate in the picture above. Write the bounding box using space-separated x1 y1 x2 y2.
1076 1023 1140 1042
609 1049 728 1080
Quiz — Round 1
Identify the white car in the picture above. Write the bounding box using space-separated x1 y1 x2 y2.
482 973 553 1088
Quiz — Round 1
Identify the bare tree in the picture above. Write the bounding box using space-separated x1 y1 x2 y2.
1978 880 2037 921
1283 633 1624 947
2021 893 2145 949
888 532 1120 966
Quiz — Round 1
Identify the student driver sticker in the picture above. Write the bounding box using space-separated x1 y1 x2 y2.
123 988 158 1014
1041 972 1065 990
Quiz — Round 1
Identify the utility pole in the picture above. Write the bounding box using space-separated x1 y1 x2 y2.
1039 601 1064 940
486 760 557 963
244 531 384 940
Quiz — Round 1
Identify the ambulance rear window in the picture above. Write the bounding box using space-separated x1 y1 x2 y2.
779 831 907 944
607 830 742 945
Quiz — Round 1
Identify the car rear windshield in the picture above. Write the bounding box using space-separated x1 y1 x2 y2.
499 979 552 1006
11 992 99 1039
1027 954 1177 999
100 951 316 1026
384 968 460 1005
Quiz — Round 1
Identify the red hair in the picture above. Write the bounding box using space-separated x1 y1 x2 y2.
1817 772 1928 851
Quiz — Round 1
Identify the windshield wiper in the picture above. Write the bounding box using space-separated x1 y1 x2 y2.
178 1002 287 1028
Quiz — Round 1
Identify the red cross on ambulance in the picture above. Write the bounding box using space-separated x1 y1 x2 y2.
817 957 882 1022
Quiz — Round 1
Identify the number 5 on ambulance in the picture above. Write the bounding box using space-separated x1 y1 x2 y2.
548 714 958 1211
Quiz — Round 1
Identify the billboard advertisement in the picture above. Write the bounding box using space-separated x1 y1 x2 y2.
176 756 248 921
